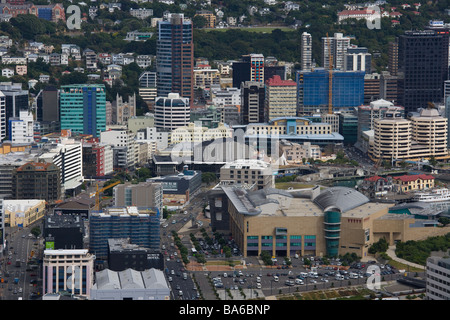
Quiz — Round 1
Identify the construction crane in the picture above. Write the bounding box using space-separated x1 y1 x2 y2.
90 180 121 210
326 33 333 115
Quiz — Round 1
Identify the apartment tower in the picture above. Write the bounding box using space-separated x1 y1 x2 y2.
156 13 194 105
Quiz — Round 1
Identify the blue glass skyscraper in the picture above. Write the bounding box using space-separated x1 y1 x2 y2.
296 68 365 115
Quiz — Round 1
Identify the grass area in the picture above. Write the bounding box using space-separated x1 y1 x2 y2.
203 26 294 33
278 287 372 300
275 182 316 190
204 260 241 266
386 259 424 272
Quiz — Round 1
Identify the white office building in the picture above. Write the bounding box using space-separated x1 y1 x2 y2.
135 127 170 151
43 249 95 299
38 139 84 192
211 87 241 107
301 32 313 71
322 33 351 70
9 110 34 144
426 256 450 300
100 129 136 169
154 93 190 130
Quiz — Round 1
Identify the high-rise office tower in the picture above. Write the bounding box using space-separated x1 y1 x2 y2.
301 32 312 71
232 54 265 88
246 53 264 83
265 75 297 121
296 69 365 115
241 81 265 124
156 13 194 105
444 80 450 104
322 33 351 70
59 84 106 137
344 47 372 73
0 91 5 140
388 40 399 76
36 86 60 136
0 82 29 139
37 86 59 123
398 30 449 113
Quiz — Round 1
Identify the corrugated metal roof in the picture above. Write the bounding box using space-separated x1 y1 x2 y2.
313 187 369 213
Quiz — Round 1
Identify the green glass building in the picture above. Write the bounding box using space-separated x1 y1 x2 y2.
60 84 106 137
323 211 341 257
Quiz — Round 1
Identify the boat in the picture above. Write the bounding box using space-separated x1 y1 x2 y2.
413 188 450 202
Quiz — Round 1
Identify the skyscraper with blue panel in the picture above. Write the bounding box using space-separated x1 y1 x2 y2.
60 84 106 137
296 68 365 115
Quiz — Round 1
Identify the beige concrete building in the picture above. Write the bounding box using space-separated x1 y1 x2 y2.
409 108 448 159
219 159 274 190
247 117 333 136
264 75 297 121
3 199 45 227
279 140 321 163
209 186 450 259
193 66 220 90
371 108 449 161
127 114 155 134
170 122 232 144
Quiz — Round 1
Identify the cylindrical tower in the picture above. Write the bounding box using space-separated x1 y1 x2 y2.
323 210 341 257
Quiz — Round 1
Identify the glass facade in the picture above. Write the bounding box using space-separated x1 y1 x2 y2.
324 211 341 257
399 31 448 113
156 14 193 102
89 211 160 260
296 69 365 114
60 84 106 137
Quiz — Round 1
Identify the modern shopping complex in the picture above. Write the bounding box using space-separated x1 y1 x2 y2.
208 185 449 259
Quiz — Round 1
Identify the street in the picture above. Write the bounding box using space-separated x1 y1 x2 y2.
1 223 42 300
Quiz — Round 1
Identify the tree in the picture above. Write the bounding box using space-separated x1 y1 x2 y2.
193 15 208 28
59 72 88 86
202 172 217 185
31 226 41 238
429 156 438 167
368 238 388 254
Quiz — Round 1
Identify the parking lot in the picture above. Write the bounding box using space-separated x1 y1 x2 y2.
162 191 405 300
187 254 404 300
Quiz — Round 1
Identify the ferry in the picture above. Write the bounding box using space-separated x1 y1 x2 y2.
413 188 450 202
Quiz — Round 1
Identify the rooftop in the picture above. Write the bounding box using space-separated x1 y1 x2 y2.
93 268 168 291
393 174 435 182
221 159 271 170
265 75 296 86
223 185 392 218
313 186 370 213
